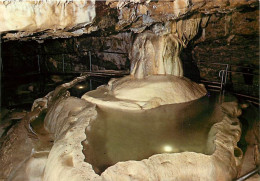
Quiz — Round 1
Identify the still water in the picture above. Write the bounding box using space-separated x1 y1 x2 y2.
83 94 224 174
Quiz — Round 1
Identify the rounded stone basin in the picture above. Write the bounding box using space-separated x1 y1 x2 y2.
82 75 207 110
83 94 223 174
0 85 243 181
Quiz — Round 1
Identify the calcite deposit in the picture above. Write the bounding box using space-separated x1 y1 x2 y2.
82 28 207 110
0 80 244 180
130 31 184 78
0 0 258 180
0 0 258 40
0 0 96 40
0 27 243 180
82 75 206 110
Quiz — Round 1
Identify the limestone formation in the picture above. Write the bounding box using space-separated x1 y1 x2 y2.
82 26 207 110
130 31 184 78
0 88 243 180
1 0 258 40
0 0 96 40
82 75 206 110
0 0 257 180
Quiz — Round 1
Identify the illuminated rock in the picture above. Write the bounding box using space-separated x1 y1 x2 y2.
39 95 243 180
130 31 184 78
0 77 244 181
1 0 258 40
0 0 96 40
82 75 206 110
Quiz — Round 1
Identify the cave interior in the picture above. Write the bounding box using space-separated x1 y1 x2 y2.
0 0 259 180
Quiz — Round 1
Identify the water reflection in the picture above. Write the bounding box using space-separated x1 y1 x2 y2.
68 78 109 98
83 94 223 174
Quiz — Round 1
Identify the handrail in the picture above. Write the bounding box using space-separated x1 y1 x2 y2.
197 61 259 71
235 167 259 181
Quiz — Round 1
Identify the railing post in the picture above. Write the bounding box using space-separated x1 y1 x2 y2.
0 35 2 73
62 54 65 73
89 51 92 90
0 34 2 109
89 51 92 72
218 64 229 103
37 54 40 73
219 64 229 102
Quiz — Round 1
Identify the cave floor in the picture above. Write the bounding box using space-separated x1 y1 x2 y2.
0 85 259 180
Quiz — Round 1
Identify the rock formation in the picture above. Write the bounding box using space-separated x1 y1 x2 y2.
82 24 207 110
0 0 258 41
0 78 244 180
0 0 258 180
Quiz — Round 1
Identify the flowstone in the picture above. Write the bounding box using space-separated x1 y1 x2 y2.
82 75 207 110
0 76 244 181
82 31 207 110
0 31 245 181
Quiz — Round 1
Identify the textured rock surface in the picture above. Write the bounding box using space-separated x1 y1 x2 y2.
1 1 258 100
82 28 207 110
2 32 132 74
0 93 243 180
1 0 258 40
0 0 96 40
0 71 247 181
193 9 259 73
130 31 184 78
0 1 258 180
190 8 259 97
43 97 100 181
0 107 52 180
82 75 206 110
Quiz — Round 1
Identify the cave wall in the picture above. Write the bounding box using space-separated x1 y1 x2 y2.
43 32 132 73
2 41 40 75
1 0 258 41
1 5 259 100
2 32 132 75
186 8 259 97
1 32 132 107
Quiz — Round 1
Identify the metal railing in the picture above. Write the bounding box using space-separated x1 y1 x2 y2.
2 50 128 75
197 61 259 105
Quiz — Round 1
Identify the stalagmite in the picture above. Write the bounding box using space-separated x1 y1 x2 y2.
1 0 257 180
130 31 184 78
83 24 207 110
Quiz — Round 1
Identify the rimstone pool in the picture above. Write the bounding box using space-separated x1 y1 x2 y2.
83 94 222 174
0 74 247 180
0 24 255 180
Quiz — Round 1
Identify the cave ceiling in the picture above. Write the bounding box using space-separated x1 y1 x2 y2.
0 0 258 41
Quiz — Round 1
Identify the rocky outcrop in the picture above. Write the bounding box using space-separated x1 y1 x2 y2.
190 8 259 97
1 0 258 40
0 71 245 181
0 0 96 40
43 97 100 181
0 1 258 180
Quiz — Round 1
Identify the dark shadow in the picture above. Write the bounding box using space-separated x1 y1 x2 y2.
181 44 201 82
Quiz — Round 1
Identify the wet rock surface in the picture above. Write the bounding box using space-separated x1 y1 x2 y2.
0 0 259 180
82 75 207 110
83 94 222 174
0 76 258 180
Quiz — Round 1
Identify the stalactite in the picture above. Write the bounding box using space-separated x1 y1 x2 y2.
130 31 185 78
202 28 206 40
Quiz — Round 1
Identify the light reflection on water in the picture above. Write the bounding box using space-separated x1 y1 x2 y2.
83 94 224 174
